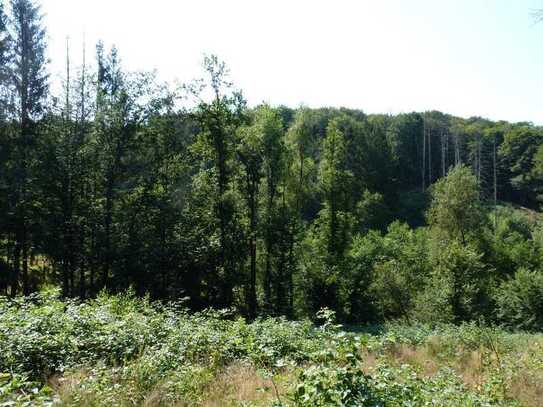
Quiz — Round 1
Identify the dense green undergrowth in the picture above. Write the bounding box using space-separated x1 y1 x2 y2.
1 292 542 406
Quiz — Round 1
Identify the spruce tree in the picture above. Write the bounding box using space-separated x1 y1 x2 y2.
0 1 10 114
7 0 48 295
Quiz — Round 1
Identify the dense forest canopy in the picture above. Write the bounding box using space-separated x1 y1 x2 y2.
1 0 543 331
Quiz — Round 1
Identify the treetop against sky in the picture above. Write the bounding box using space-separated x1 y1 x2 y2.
37 0 543 125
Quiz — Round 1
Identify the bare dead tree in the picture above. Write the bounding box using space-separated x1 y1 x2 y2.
531 9 543 25
441 132 446 177
422 115 426 192
454 132 461 166
493 133 498 232
428 123 432 184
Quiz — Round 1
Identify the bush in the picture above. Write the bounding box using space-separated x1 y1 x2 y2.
1 292 539 405
483 206 541 278
495 268 543 331
412 240 489 324
351 222 429 322
0 373 55 406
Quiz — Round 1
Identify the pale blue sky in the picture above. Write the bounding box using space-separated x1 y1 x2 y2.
40 0 543 124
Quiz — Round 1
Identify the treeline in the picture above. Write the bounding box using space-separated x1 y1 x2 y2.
1 0 543 328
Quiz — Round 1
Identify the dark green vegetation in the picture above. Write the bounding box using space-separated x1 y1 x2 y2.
1 0 543 329
1 293 542 406
1 0 543 404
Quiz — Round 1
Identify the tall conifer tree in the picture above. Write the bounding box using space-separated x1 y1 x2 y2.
7 0 48 295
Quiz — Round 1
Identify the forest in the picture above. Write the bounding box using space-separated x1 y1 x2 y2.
2 0 543 327
1 1 543 405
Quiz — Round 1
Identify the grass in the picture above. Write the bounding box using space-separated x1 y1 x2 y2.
1 291 542 406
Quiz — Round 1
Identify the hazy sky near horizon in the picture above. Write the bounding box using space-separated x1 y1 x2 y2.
39 0 543 124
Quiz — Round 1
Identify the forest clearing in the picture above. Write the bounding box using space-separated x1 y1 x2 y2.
2 0 543 405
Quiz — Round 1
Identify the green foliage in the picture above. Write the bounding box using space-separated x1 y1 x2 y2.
344 231 383 322
354 190 391 233
0 373 55 406
1 293 540 405
499 126 543 206
2 6 543 403
388 113 424 188
368 222 429 322
495 268 543 331
292 347 373 406
1 1 543 356
345 222 429 323
395 190 428 227
420 240 488 323
289 362 512 406
483 206 541 278
0 292 324 380
286 319 520 406
427 165 484 243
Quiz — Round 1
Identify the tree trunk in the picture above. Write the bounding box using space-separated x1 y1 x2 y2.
441 132 446 177
248 181 257 317
264 166 276 314
422 117 426 192
11 241 21 297
493 134 498 232
21 225 29 295
102 175 113 289
428 126 432 184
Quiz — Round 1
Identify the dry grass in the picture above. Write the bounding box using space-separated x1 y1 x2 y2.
359 350 378 373
372 340 543 407
48 362 291 407
384 343 440 376
505 341 543 407
509 372 543 407
51 369 103 406
201 362 290 407
44 338 543 407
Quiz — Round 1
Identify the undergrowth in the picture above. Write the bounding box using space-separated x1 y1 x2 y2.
1 291 541 406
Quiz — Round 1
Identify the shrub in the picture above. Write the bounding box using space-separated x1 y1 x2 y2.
495 268 543 331
412 240 489 324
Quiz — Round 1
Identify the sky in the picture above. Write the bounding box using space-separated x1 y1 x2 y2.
38 0 543 124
